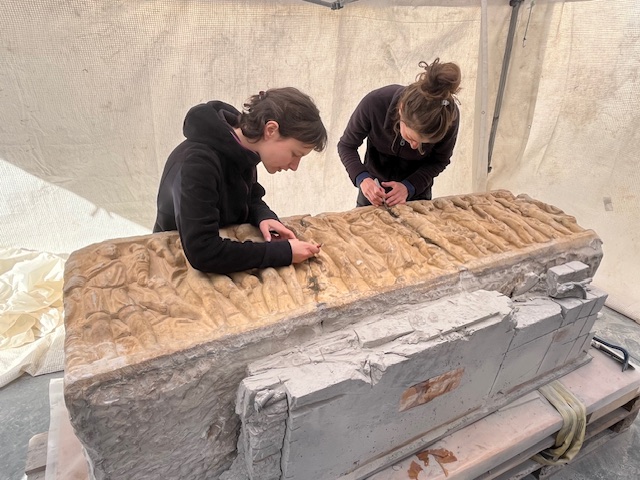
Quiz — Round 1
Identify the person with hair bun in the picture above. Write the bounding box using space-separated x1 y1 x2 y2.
153 87 327 274
338 58 461 207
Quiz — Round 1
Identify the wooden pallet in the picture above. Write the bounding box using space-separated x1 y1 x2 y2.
25 432 47 480
486 394 640 480
369 348 640 480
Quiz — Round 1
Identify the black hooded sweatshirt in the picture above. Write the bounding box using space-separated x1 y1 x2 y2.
153 101 292 274
337 85 459 200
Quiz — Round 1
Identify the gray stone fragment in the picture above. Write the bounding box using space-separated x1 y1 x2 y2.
566 332 595 364
565 261 591 280
247 453 282 480
578 296 597 319
235 382 290 476
491 331 555 396
220 438 249 480
550 297 584 326
512 272 541 296
548 281 590 299
546 262 592 299
553 317 588 345
537 339 571 376
585 286 609 315
354 318 414 348
536 317 588 377
580 313 599 337
510 299 563 349
547 264 577 285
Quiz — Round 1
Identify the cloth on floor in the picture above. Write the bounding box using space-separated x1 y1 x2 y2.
0 247 67 388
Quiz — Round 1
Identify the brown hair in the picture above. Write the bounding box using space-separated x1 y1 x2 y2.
397 58 461 145
239 87 327 152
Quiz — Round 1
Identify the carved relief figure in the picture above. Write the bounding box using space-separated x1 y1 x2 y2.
468 196 546 244
344 212 421 283
300 215 385 291
461 195 528 248
145 276 212 335
432 198 509 253
228 272 269 317
63 192 596 365
395 204 473 263
147 235 188 284
362 208 457 272
70 243 158 359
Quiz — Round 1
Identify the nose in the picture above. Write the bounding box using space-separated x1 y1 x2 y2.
409 140 420 150
290 158 301 171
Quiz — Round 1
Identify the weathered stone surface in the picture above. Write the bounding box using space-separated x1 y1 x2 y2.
62 191 603 480
238 290 514 480
510 299 563 349
235 283 609 480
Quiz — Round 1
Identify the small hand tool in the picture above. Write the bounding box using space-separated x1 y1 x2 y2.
374 178 388 207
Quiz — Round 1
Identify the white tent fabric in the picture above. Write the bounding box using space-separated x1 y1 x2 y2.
486 0 640 321
0 0 638 380
0 0 484 249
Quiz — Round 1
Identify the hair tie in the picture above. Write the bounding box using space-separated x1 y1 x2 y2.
258 90 266 100
441 99 450 106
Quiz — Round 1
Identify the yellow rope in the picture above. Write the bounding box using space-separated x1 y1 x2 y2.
532 380 587 465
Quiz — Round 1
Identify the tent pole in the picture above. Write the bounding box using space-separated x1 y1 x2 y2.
487 0 524 173
301 0 358 9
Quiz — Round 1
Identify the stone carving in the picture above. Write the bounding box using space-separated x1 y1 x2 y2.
63 191 597 374
62 191 603 480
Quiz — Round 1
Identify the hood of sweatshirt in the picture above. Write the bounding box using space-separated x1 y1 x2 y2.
182 101 259 168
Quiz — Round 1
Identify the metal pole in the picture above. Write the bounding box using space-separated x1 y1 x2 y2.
301 0 358 10
487 0 524 172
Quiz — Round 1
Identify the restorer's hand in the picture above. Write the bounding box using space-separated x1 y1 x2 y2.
381 181 409 206
259 219 296 242
288 239 321 263
360 177 386 206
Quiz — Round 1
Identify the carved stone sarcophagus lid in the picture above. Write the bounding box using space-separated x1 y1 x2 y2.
62 191 603 480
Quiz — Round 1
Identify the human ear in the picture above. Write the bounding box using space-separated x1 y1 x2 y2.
264 120 280 138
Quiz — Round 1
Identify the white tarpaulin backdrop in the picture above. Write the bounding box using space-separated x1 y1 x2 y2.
0 0 638 376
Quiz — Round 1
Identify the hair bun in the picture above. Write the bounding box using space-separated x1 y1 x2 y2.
418 58 461 99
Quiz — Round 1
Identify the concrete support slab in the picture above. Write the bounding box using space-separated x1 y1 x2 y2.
238 291 514 480
235 279 610 480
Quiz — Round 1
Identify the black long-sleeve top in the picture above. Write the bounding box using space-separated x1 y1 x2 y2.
337 85 459 200
153 101 292 274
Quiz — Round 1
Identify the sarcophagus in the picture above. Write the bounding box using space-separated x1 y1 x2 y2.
63 191 603 479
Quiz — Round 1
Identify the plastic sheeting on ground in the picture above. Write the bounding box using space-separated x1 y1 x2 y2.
0 247 66 388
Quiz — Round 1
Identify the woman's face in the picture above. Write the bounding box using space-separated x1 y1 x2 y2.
259 123 314 174
399 120 432 150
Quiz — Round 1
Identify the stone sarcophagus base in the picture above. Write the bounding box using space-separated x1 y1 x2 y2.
62 191 604 480
229 283 606 480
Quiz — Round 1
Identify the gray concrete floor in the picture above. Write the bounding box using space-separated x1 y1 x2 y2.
1 307 639 480
1 370 64 480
